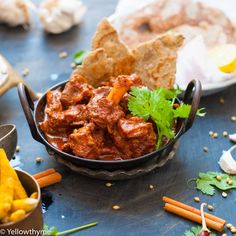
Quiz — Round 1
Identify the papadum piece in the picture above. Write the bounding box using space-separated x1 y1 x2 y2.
92 18 134 77
132 33 184 89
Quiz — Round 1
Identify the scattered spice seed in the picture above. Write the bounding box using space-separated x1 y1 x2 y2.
219 97 225 104
59 51 68 59
194 197 200 202
226 223 233 229
203 146 208 152
112 205 120 210
149 184 154 190
227 179 233 185
105 182 113 187
213 132 218 138
208 131 214 137
223 131 228 137
221 233 227 236
16 145 20 152
216 175 222 181
231 116 236 122
35 157 43 163
22 68 29 77
207 205 214 211
70 62 76 69
231 228 236 233
222 192 227 198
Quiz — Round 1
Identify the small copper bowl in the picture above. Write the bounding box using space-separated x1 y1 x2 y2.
0 170 43 236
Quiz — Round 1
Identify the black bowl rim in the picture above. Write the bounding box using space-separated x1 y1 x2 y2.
33 80 186 166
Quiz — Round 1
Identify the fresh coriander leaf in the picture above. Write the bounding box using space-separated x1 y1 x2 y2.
184 226 216 236
173 104 191 118
43 225 58 236
195 171 236 195
73 50 87 65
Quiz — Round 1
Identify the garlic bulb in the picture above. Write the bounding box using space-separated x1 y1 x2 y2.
38 0 87 34
229 133 236 143
0 0 34 27
218 145 236 174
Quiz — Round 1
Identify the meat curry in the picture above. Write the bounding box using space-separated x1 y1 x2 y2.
40 74 158 161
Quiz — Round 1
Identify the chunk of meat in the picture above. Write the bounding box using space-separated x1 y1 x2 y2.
112 117 157 159
87 86 124 133
40 89 88 135
61 74 94 107
67 123 104 159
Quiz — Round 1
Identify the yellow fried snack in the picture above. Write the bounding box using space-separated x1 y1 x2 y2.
132 33 184 89
12 198 38 213
0 149 27 201
9 209 26 222
92 18 135 77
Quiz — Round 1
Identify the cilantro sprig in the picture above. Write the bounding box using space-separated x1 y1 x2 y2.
43 222 98 236
73 50 87 65
128 86 203 148
195 172 236 196
184 226 216 236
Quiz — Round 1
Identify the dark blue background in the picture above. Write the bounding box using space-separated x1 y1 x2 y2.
1 1 236 235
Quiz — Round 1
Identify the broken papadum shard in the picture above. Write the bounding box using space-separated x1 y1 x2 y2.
38 0 87 34
132 33 184 89
218 145 236 174
74 18 183 89
92 18 135 77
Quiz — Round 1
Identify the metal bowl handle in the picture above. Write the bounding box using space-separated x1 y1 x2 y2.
181 79 202 135
17 83 45 144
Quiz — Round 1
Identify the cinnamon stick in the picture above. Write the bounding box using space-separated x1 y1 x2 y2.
164 203 224 232
36 172 62 188
33 168 56 180
163 196 225 224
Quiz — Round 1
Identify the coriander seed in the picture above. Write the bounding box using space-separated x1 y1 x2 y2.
219 98 225 104
231 116 236 122
194 197 200 202
59 51 68 59
149 184 154 190
203 146 208 152
112 205 120 210
227 179 233 185
223 131 228 137
105 182 113 187
35 157 43 163
207 205 214 211
216 175 222 181
226 223 233 229
231 228 236 233
222 192 227 198
209 131 214 137
22 68 29 77
16 145 20 152
213 132 218 138
222 233 227 236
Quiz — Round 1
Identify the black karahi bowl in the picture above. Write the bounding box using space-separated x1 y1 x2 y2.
18 80 201 171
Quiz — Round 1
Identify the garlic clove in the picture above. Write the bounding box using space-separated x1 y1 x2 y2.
229 133 236 143
218 145 236 174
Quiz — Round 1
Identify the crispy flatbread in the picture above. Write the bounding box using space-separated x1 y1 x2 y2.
132 33 184 89
75 48 114 87
91 18 134 77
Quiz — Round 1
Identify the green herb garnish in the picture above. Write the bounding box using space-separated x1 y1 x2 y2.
73 50 87 65
43 222 98 235
184 226 216 236
128 86 204 148
195 171 236 196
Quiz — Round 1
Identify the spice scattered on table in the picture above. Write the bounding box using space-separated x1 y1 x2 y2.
33 168 62 188
231 116 236 122
163 196 225 232
194 197 200 202
223 131 228 137
212 133 218 138
59 51 68 59
149 184 154 190
112 205 120 210
22 68 29 77
222 192 227 198
209 131 214 137
219 98 225 104
105 182 113 187
207 205 214 211
203 147 209 152
226 223 232 229
15 145 20 152
35 157 43 163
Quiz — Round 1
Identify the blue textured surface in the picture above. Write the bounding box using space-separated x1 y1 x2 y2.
1 1 236 235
